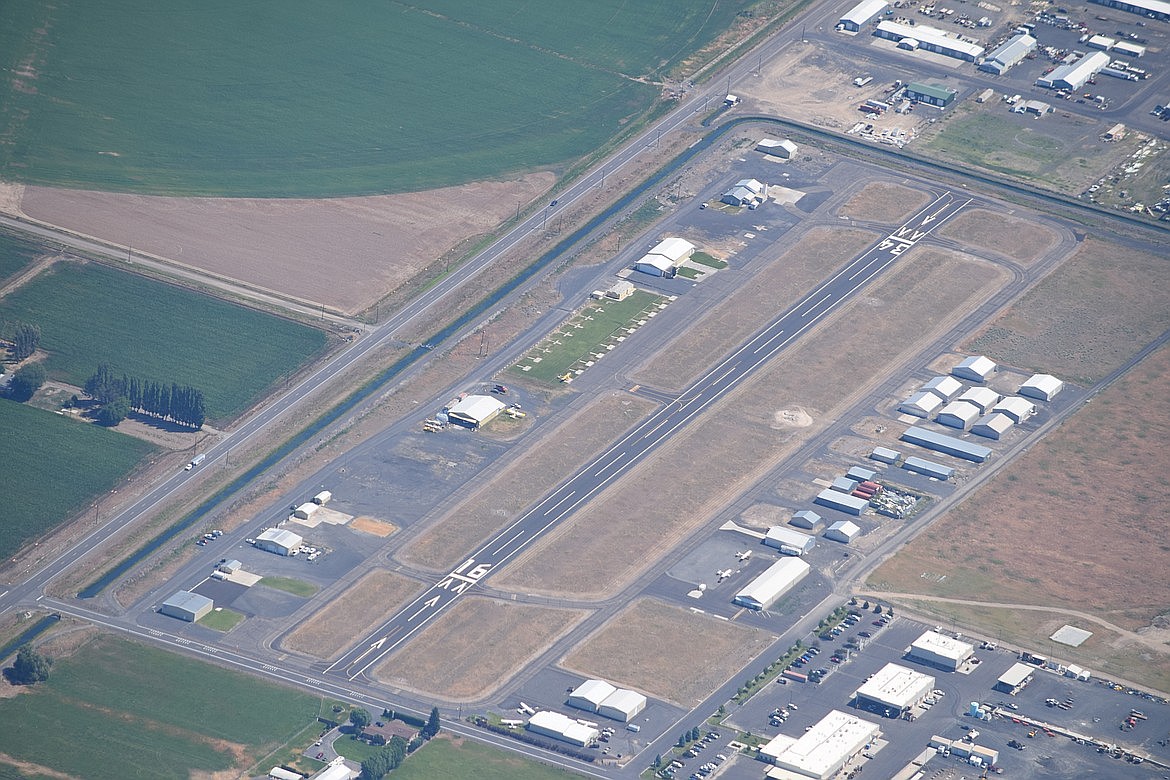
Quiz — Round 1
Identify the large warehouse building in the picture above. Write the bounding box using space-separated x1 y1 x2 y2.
936 400 981 430
908 630 975 671
874 21 985 61
839 0 888 31
901 426 992 462
814 489 868 516
823 520 861 544
1089 0 1170 21
853 663 935 717
760 710 881 780
901 456 954 480
733 557 810 610
446 394 506 429
899 391 944 418
160 590 213 622
765 526 817 556
1037 51 1111 90
634 236 697 277
255 528 303 556
979 32 1037 74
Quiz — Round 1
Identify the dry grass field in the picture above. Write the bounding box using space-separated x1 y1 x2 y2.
838 182 932 225
398 393 658 572
375 597 588 701
496 246 1009 599
7 174 553 315
281 569 422 659
935 209 1059 266
866 342 1170 634
633 226 880 392
350 517 396 537
561 599 776 707
964 238 1170 384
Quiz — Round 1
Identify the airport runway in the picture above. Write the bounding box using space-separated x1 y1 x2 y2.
326 191 973 682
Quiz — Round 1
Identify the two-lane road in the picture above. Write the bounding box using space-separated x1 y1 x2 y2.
327 191 972 682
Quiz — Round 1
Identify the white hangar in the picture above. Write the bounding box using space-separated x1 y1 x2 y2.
255 528 303 556
1018 373 1063 401
764 526 817 556
733 557 810 610
447 394 506 429
952 355 997 382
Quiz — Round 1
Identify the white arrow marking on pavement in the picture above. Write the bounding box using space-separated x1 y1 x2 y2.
409 596 441 621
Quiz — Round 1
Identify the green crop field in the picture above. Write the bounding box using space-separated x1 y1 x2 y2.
511 290 667 383
0 0 758 196
0 229 47 287
0 261 327 420
0 634 320 780
0 399 154 559
396 736 582 780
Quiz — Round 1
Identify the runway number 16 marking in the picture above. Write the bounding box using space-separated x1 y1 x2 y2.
436 558 492 595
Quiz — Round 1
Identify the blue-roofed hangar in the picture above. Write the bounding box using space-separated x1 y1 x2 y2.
900 427 992 463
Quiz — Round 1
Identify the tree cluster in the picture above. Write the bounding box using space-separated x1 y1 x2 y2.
11 323 40 361
6 363 46 402
359 736 406 780
7 645 51 685
84 363 205 429
421 706 440 740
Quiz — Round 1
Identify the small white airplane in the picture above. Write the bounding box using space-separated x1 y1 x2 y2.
735 550 752 561
717 569 733 580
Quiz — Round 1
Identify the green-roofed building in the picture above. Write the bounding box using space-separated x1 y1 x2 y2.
905 82 958 107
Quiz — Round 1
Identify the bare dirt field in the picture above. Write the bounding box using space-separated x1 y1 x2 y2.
633 226 880 392
398 392 658 573
935 209 1059 266
560 598 776 707
375 597 588 702
281 568 422 659
838 182 931 226
866 341 1170 635
349 517 395 537
6 173 553 315
964 237 1170 384
495 246 1009 599
738 42 927 137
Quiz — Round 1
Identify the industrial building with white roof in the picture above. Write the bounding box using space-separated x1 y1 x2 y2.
993 396 1035 423
972 412 1014 439
1090 0 1170 21
839 0 888 31
1036 51 1111 90
908 630 975 671
958 386 1001 413
853 663 935 716
824 520 861 544
979 32 1037 74
160 590 213 622
733 557 810 610
874 21 985 61
760 710 881 780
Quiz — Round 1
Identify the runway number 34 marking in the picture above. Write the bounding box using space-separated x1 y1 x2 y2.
437 558 492 594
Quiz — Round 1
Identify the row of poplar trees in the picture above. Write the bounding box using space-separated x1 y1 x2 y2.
84 363 206 429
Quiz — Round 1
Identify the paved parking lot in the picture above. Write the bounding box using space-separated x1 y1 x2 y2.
717 613 1170 779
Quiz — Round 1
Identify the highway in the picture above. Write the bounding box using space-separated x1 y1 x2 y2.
326 191 972 682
